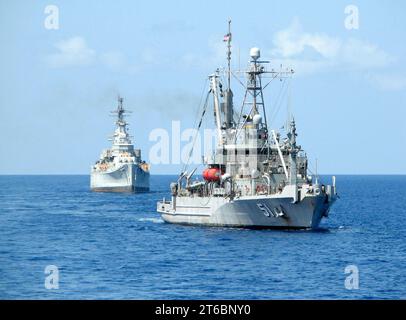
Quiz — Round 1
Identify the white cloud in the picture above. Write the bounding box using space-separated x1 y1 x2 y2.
366 73 406 91
271 19 341 59
99 51 126 71
269 19 394 75
340 38 393 69
140 47 159 65
48 37 139 73
48 36 95 67
176 19 396 82
47 27 403 91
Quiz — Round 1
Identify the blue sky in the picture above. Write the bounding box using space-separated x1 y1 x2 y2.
1 0 405 174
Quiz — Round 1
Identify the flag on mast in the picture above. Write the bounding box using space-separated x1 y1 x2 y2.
223 33 231 42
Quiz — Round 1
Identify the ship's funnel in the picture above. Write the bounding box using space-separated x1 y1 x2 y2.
224 89 234 128
250 47 260 61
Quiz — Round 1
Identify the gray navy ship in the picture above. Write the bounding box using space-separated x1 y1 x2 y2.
157 22 337 229
91 96 150 192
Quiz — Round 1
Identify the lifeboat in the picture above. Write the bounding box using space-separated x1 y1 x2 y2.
202 167 221 182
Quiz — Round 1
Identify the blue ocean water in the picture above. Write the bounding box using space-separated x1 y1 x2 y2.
0 175 405 299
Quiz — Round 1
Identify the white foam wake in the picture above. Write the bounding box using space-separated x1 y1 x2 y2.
138 217 164 224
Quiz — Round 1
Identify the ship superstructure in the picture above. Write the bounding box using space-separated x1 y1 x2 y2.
90 96 150 192
157 22 337 229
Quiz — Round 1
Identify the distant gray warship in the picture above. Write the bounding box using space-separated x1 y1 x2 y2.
91 96 150 192
157 22 337 229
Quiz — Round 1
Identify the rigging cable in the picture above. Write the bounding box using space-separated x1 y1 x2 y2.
179 79 208 175
269 78 289 126
182 89 211 174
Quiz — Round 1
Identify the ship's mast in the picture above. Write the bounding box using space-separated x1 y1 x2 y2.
232 48 295 146
227 19 231 91
111 95 132 145
118 96 124 119
241 48 266 120
251 51 259 115
115 95 128 130
288 117 298 185
223 20 234 129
